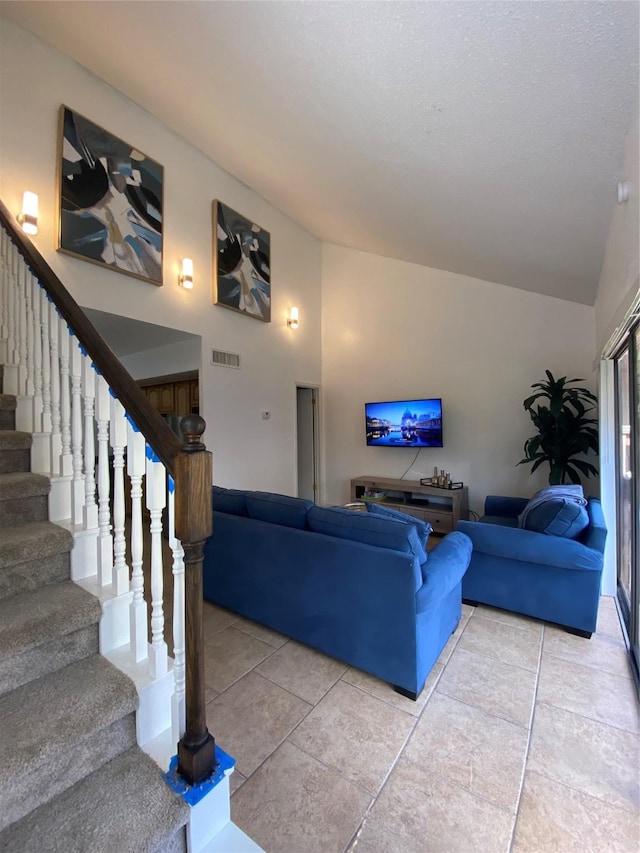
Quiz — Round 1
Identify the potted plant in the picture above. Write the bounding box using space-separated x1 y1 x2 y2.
518 370 599 485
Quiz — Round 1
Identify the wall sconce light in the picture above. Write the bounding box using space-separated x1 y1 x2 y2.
179 258 194 289
17 191 38 235
287 306 299 329
617 181 630 204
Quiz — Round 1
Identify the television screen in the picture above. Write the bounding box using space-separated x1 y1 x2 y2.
365 398 443 447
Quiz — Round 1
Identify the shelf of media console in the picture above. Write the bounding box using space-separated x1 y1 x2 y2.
350 476 469 534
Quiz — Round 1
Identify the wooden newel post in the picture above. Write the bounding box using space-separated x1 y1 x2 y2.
175 414 215 785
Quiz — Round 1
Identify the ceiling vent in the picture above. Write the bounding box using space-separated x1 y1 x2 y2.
211 349 241 368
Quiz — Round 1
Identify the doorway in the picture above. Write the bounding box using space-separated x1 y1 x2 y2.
296 385 320 503
613 322 639 689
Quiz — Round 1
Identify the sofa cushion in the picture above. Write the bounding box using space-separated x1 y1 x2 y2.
518 485 586 529
307 505 427 565
245 491 314 529
366 501 431 551
212 485 248 516
522 498 590 539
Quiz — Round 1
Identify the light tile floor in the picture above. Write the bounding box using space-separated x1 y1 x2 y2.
201 596 639 853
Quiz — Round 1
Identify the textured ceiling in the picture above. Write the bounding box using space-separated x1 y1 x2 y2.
2 1 638 305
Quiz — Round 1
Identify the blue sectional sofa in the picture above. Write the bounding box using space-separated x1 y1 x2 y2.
456 494 607 637
203 487 473 699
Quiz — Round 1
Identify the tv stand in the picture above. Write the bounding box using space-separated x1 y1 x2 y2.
350 476 468 534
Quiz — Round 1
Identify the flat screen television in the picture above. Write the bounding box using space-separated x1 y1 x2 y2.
365 398 443 447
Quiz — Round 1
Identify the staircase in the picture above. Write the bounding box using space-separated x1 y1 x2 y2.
0 369 190 852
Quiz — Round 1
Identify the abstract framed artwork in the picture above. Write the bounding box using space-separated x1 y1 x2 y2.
213 201 271 322
57 105 163 285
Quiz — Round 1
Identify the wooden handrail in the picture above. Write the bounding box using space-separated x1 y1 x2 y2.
1 198 215 785
0 198 181 472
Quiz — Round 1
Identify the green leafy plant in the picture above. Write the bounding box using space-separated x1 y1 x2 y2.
518 370 599 485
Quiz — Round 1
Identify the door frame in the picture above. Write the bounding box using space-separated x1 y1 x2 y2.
295 383 321 504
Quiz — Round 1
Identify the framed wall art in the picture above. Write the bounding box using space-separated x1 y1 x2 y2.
57 105 163 285
213 200 270 322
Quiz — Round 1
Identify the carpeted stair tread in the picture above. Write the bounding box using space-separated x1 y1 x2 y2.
0 654 137 766
0 470 50 499
0 655 139 830
0 393 17 410
0 520 72 569
0 746 189 853
0 430 31 449
0 580 100 663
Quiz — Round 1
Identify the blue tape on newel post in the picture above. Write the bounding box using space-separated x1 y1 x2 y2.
163 746 236 806
168 476 175 494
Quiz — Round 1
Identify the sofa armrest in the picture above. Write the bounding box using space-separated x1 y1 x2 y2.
416 531 472 612
484 495 528 518
456 520 603 572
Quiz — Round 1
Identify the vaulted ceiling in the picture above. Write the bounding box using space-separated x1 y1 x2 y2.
2 1 638 305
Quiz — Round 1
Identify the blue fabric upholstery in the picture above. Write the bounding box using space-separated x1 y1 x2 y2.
204 492 473 697
522 498 589 539
246 491 313 529
212 485 248 516
307 505 427 567
456 495 607 634
517 485 586 529
366 501 432 551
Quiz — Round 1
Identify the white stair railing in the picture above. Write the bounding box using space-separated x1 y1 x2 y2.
0 222 186 766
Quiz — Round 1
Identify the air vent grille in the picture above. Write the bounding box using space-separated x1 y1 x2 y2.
211 349 241 368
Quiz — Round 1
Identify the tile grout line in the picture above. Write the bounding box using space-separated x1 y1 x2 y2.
343 608 477 852
506 620 546 853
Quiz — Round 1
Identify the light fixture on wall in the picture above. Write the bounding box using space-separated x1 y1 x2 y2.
179 258 194 289
287 306 299 329
617 181 630 204
17 191 38 235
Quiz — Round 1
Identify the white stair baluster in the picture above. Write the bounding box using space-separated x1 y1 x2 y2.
14 263 33 430
40 287 52 433
0 230 8 361
69 350 100 580
82 358 98 530
11 247 21 368
110 396 130 596
146 451 168 679
23 265 34 398
30 273 43 431
49 301 62 475
169 480 186 741
59 318 73 477
0 230 7 334
70 336 85 525
96 374 113 586
14 260 29 419
30 281 51 474
128 421 148 663
2 241 18 393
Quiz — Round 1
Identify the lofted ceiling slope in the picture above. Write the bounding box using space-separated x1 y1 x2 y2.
1 0 638 305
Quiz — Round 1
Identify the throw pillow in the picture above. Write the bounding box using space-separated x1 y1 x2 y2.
522 498 589 539
518 484 586 529
366 501 431 552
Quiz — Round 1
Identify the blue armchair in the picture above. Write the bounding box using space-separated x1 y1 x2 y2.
456 495 607 637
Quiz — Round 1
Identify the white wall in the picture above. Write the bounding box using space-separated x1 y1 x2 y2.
594 104 639 358
120 338 201 382
593 104 639 596
0 18 322 493
321 244 596 514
